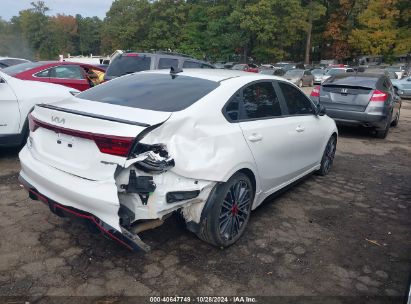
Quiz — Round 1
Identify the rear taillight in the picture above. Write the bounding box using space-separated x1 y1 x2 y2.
28 114 39 132
370 90 388 102
28 115 134 157
93 136 134 157
310 85 320 97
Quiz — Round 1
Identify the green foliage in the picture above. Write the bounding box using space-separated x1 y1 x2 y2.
0 0 409 62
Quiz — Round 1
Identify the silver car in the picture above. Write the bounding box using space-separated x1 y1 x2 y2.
283 69 314 87
392 76 411 99
311 68 326 84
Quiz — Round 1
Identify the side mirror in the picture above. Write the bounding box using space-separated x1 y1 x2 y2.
316 104 326 116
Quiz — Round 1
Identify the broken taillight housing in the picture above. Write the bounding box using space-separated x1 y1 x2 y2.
28 114 134 157
131 143 175 173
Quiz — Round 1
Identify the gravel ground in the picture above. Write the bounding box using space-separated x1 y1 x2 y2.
0 89 410 303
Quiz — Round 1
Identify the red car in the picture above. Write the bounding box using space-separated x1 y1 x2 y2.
1 61 105 91
231 63 259 73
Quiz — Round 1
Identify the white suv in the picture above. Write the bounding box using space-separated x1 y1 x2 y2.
19 69 337 252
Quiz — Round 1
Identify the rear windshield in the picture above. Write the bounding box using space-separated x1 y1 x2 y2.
2 61 44 76
77 73 220 112
324 76 378 89
105 54 152 77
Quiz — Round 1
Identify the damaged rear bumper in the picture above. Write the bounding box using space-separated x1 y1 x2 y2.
19 175 150 252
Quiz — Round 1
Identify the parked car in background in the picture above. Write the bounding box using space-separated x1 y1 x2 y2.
311 68 326 84
231 63 259 73
259 68 286 77
274 62 296 71
1 61 105 91
19 69 337 252
224 62 237 69
0 70 79 147
385 65 407 79
310 73 401 138
392 75 411 99
104 51 214 81
322 67 355 82
0 57 30 69
213 63 226 69
283 69 314 87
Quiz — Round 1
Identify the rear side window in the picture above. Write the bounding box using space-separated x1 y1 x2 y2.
224 82 284 122
158 58 178 70
106 55 152 77
278 82 314 115
77 74 219 112
34 69 50 78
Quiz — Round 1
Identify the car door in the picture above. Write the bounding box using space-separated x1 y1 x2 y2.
231 81 297 193
276 81 327 175
0 76 20 135
48 65 90 91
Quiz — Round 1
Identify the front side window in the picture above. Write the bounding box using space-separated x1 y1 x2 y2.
241 82 282 120
49 65 84 80
278 82 314 115
158 58 178 70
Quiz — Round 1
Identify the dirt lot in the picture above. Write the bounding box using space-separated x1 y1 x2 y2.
0 90 410 303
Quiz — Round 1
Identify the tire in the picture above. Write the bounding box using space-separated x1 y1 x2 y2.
375 113 392 139
317 135 337 176
391 109 400 127
196 173 254 248
298 80 303 87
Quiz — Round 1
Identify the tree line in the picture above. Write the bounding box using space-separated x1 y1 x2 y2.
0 0 410 63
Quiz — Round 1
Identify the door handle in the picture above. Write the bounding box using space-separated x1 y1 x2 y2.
248 133 263 142
296 125 305 133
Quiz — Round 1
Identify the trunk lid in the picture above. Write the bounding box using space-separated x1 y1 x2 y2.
320 85 373 112
28 98 171 181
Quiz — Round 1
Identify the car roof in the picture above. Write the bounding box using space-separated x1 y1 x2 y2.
0 57 29 61
142 68 285 82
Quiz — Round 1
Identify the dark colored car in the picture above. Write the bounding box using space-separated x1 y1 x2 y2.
310 74 401 138
104 52 214 81
2 61 105 91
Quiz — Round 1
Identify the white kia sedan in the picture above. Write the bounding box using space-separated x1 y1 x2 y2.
19 69 338 252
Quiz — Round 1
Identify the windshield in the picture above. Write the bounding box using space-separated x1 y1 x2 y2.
1 61 44 76
105 54 152 77
311 69 325 75
77 73 220 112
285 69 303 77
326 68 345 76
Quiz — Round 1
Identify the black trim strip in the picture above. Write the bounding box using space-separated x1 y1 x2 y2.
37 104 151 127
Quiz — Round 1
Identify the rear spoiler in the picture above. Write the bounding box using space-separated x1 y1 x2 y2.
37 104 151 127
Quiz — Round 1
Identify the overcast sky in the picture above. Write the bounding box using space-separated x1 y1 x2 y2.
0 0 114 20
